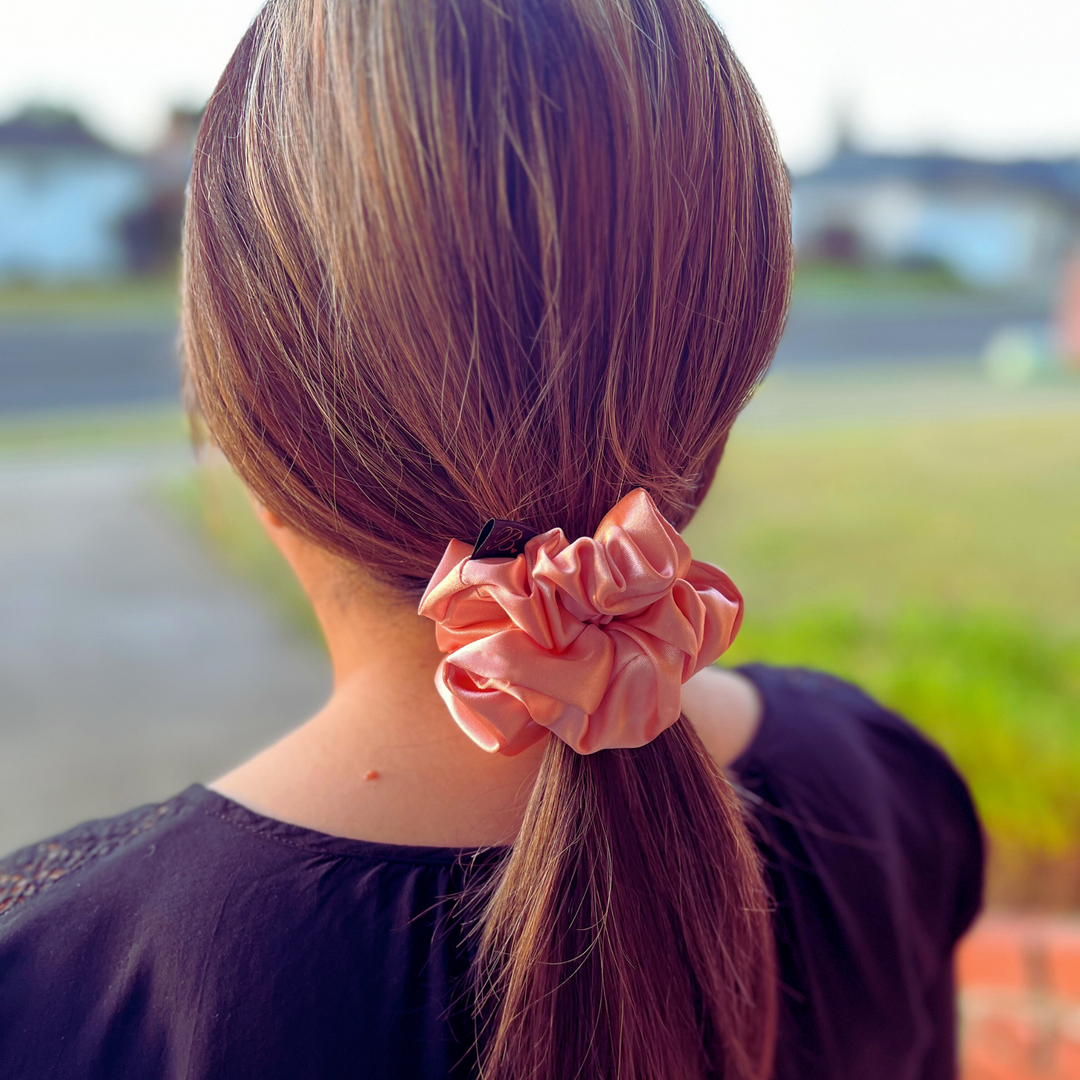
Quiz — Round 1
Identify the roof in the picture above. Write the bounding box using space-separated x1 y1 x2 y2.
795 147 1080 208
0 106 128 157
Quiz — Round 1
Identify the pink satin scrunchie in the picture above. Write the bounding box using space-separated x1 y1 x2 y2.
417 488 743 755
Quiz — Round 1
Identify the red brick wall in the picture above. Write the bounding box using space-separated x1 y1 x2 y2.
959 916 1080 1080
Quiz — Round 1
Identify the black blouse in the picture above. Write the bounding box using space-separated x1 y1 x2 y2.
0 664 983 1079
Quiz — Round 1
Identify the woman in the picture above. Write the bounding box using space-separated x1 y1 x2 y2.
0 0 982 1076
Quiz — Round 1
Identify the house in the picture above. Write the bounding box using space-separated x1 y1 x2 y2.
0 106 147 281
792 143 1080 288
120 107 200 275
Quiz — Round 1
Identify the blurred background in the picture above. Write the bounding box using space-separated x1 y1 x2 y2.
1 1 1078 1074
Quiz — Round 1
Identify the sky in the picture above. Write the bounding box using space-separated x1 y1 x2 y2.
1 0 1078 171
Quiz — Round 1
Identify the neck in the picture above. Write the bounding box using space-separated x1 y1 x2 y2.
210 582 550 847
210 548 762 847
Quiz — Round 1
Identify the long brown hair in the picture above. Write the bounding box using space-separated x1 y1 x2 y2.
182 0 792 1075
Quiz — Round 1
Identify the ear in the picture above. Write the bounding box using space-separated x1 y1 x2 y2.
247 490 287 532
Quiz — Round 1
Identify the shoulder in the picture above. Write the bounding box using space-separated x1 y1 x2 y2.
734 664 982 843
0 789 222 1074
734 663 950 777
732 663 985 947
0 785 299 1013
0 789 194 922
730 664 985 1076
0 786 479 1079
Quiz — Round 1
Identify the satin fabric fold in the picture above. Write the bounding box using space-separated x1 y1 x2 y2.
417 488 743 755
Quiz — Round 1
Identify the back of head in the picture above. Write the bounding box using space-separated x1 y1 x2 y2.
183 0 792 1075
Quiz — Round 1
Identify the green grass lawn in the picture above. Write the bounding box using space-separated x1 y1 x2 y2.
0 405 187 455
791 259 974 303
162 401 1079 906
0 262 976 322
0 275 180 321
687 412 1080 631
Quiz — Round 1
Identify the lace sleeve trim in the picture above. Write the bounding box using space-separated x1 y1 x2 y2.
0 800 175 919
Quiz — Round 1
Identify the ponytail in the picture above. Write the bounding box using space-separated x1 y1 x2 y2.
473 721 776 1080
418 490 776 1078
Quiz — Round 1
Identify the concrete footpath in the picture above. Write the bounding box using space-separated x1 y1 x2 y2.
0 447 329 856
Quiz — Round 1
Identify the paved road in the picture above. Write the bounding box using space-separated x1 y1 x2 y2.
0 320 179 412
772 298 1049 365
0 297 1052 413
0 450 330 855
